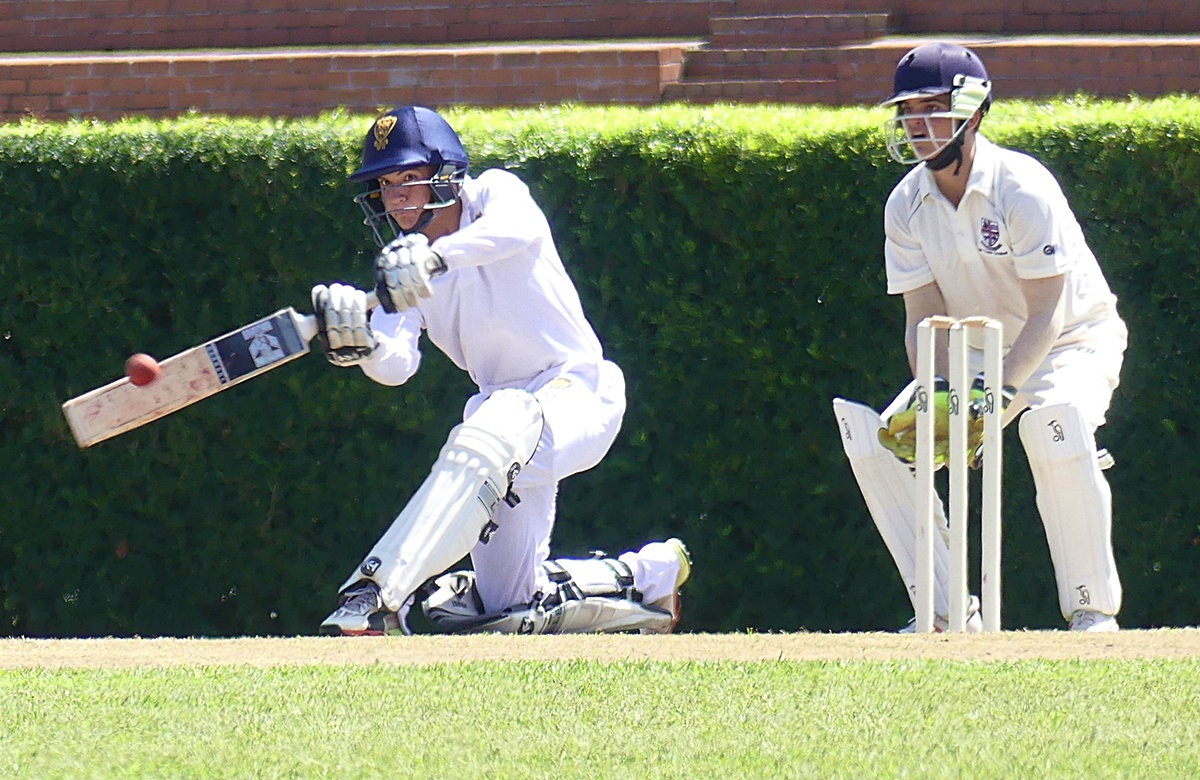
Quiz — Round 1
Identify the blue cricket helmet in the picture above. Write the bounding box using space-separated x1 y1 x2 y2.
880 42 993 168
882 42 991 113
350 106 470 182
351 106 470 245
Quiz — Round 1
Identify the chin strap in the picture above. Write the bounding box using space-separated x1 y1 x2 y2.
926 128 967 174
403 209 437 236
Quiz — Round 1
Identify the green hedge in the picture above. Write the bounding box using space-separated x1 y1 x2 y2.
2 100 1197 636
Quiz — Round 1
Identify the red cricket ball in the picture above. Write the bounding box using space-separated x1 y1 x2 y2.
125 353 161 387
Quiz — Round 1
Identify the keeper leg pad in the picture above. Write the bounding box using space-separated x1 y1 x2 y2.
834 398 953 617
340 388 544 610
1019 404 1122 618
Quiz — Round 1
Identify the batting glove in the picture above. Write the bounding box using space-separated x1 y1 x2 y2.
311 283 377 366
374 233 443 314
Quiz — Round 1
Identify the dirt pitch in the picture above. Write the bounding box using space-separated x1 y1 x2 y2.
2 629 1199 669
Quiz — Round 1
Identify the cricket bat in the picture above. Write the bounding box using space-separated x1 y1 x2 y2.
62 291 384 448
64 251 446 448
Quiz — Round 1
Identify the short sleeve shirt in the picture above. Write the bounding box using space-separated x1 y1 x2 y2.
883 136 1120 348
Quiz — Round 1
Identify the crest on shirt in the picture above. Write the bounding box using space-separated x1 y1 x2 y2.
980 218 1001 249
978 218 1007 255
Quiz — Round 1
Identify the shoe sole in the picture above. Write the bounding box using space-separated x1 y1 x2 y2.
319 608 402 637
319 625 386 637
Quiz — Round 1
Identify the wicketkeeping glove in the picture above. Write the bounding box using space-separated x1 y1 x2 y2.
311 283 377 366
877 375 1014 469
374 233 443 314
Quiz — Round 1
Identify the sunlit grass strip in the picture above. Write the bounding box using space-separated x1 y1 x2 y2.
2 659 1199 779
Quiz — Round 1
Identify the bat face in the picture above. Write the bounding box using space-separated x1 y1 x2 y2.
62 308 316 448
204 310 310 385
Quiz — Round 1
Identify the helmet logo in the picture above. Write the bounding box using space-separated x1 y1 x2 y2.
373 116 397 151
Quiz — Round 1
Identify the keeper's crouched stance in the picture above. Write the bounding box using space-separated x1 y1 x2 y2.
834 43 1126 633
314 106 690 636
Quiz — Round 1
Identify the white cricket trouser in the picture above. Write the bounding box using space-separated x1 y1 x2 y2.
464 360 679 613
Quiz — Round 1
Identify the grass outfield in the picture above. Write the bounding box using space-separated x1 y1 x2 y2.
1 632 1198 779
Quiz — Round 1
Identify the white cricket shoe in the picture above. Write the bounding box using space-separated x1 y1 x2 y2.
643 538 692 634
1068 610 1119 632
899 595 983 633
319 580 401 636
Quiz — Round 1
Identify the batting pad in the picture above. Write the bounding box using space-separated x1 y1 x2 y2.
1019 404 1122 619
341 388 544 611
422 561 674 635
834 398 952 617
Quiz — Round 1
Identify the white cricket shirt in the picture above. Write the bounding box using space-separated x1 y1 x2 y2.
361 169 606 393
884 135 1120 348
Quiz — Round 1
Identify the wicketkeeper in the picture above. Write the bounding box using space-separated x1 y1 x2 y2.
835 43 1128 632
312 106 690 635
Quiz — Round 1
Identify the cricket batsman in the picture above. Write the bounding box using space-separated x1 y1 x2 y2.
311 106 690 636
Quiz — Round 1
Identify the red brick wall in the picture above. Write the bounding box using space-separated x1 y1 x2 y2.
837 38 1200 104
3 1 1198 119
0 43 690 119
9 1 1198 55
893 0 1200 34
0 0 726 53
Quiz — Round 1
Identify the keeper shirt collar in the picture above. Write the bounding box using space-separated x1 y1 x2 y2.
914 134 999 207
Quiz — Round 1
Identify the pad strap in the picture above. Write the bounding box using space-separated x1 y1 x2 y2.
541 557 639 607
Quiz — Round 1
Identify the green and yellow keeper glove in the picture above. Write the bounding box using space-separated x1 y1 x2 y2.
877 376 1015 468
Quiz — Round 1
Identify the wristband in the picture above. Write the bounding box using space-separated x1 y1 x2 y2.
971 373 1017 411
1001 384 1018 409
